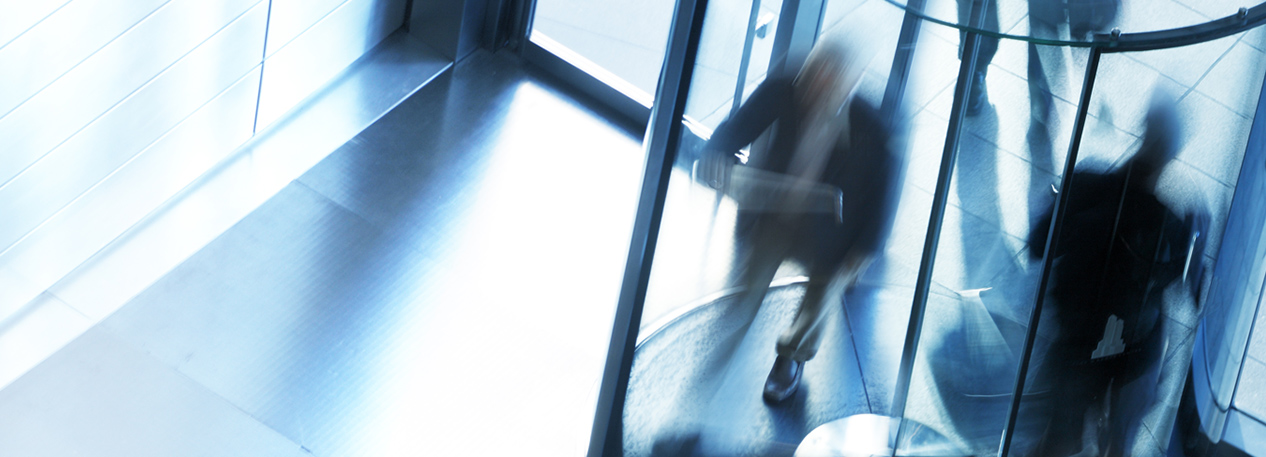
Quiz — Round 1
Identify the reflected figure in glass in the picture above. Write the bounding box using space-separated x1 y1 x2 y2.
697 35 902 403
1025 93 1208 456
955 0 1119 119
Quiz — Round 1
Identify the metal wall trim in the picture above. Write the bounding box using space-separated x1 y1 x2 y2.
587 0 709 455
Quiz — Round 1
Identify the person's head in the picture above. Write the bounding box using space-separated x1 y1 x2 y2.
793 35 863 113
1132 91 1181 181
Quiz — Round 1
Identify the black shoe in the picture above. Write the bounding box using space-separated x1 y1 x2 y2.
966 70 987 117
763 356 803 403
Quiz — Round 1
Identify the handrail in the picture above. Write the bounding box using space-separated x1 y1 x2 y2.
879 0 1266 50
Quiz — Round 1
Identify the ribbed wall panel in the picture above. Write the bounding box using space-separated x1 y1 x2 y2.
0 0 264 189
255 0 407 130
0 1 73 49
0 67 262 293
264 0 351 58
0 5 268 254
0 0 171 118
0 0 412 323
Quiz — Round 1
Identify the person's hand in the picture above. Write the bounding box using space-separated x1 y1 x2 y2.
696 149 736 190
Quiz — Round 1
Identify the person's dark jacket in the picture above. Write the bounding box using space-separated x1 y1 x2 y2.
707 76 902 268
1028 161 1201 369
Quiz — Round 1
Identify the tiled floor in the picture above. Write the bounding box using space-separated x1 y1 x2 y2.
0 51 646 456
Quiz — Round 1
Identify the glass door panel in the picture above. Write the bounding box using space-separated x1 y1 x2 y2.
621 0 974 454
1006 31 1262 456
894 31 1090 454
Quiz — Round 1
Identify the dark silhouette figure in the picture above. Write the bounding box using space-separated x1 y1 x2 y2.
698 38 902 403
1026 95 1206 456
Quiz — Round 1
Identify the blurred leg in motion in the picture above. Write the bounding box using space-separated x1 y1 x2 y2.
957 0 1000 116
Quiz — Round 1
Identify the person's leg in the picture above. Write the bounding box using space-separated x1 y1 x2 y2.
776 256 869 360
763 255 870 402
1027 0 1060 124
957 0 1000 116
729 217 792 345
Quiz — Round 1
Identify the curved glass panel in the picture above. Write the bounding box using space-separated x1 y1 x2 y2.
893 37 1089 456
1009 30 1264 455
882 0 1266 46
622 0 961 454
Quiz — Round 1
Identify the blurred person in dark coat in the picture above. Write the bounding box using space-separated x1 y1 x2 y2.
1027 93 1206 456
698 36 902 403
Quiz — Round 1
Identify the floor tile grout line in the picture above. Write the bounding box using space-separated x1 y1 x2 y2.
1177 34 1243 104
291 179 391 237
0 298 93 394
1168 0 1215 21
94 324 315 456
43 291 92 323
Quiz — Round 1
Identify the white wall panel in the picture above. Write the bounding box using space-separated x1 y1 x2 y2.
0 4 267 254
0 0 414 335
264 0 351 58
0 0 73 49
0 0 171 118
0 67 262 315
256 0 407 130
0 0 263 188
48 33 450 323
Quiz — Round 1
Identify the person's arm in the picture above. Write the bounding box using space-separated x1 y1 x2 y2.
706 77 793 154
698 77 793 188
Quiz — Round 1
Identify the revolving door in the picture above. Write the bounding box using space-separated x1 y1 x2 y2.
588 0 1266 455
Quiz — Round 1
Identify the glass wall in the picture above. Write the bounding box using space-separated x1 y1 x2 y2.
596 0 1266 454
